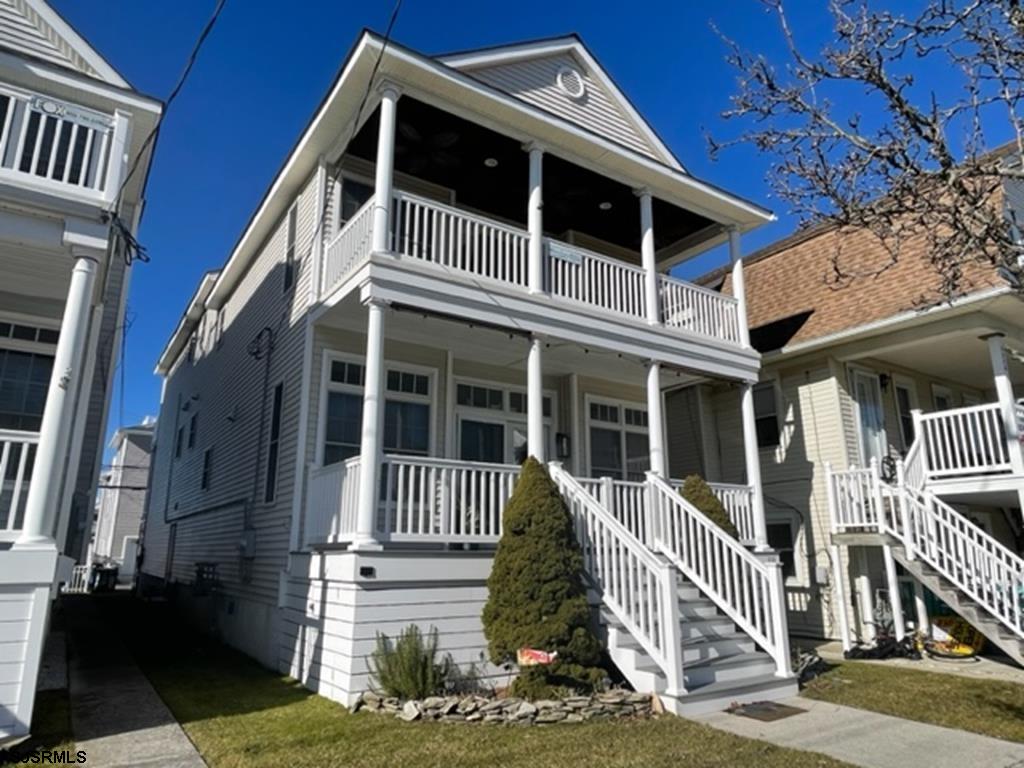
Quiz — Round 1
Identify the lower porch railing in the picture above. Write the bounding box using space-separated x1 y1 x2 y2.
0 429 39 541
917 402 1022 480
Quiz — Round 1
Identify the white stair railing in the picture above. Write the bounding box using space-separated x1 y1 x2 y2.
647 473 791 677
549 463 686 696
827 463 1024 639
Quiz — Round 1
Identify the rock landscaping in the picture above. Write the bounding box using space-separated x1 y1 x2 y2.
353 689 656 725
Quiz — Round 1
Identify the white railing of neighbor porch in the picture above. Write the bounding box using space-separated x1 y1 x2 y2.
322 196 376 294
648 474 790 676
0 429 39 541
392 191 530 287
62 565 90 594
0 84 123 203
379 455 519 543
918 403 1013 479
827 462 1024 638
305 456 360 546
659 276 742 345
546 241 648 320
549 464 685 695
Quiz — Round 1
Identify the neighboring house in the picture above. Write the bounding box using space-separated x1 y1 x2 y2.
138 32 798 716
0 0 161 743
678 177 1024 662
90 420 154 583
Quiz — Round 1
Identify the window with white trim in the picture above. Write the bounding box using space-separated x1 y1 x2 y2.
454 379 555 464
322 357 433 465
264 382 284 503
283 204 297 292
587 398 649 481
339 177 373 227
766 518 798 580
893 380 917 450
753 382 780 448
0 349 53 431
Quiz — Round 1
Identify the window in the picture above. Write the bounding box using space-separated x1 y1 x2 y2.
753 382 780 448
932 384 954 411
587 399 649 480
508 391 552 418
265 383 284 503
0 322 58 346
186 333 198 365
322 357 432 465
457 384 503 410
175 426 184 459
283 204 297 292
893 381 916 450
767 520 797 580
455 380 556 464
188 413 198 449
340 177 373 225
201 448 213 490
0 349 53 430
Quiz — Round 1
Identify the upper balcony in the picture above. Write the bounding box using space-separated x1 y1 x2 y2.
316 95 752 355
0 80 128 209
322 190 743 348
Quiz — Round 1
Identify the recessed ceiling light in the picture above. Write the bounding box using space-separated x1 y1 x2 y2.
484 157 499 168
599 201 613 211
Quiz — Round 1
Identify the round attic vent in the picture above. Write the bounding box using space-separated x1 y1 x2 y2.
556 66 586 100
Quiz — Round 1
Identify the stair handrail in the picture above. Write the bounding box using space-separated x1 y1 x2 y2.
646 473 791 678
548 463 686 696
900 485 1024 637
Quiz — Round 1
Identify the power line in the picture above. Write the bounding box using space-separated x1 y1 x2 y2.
106 0 229 264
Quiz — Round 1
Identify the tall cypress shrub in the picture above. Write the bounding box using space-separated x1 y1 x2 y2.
680 474 740 539
482 457 605 698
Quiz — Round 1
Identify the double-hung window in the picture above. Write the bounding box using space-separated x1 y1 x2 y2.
588 399 649 481
322 357 432 465
265 383 284 502
283 205 297 292
753 382 781 448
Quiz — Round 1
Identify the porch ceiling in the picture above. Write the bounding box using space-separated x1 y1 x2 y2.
347 97 713 257
317 294 707 389
870 331 1024 391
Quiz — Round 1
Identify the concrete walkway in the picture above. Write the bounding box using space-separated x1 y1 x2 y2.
63 596 206 768
696 697 1024 768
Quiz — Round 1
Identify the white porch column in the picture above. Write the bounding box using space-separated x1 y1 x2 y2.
527 335 544 462
352 299 387 551
729 226 751 348
638 189 659 325
16 250 100 548
526 144 544 294
371 83 400 254
985 333 1024 475
882 545 906 641
646 362 667 476
740 382 769 551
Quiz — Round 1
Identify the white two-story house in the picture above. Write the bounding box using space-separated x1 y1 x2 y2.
139 32 796 715
0 0 161 744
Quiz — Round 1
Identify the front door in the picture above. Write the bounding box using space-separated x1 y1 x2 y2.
852 369 887 465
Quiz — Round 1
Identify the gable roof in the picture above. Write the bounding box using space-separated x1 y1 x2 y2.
700 222 1010 355
0 0 130 87
437 35 683 171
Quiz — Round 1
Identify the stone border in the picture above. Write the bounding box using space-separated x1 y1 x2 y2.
354 689 656 724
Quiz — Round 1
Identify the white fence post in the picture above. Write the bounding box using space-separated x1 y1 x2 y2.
658 559 686 696
896 460 914 561
762 554 792 677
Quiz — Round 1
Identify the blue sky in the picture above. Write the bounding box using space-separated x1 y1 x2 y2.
48 0 1003 452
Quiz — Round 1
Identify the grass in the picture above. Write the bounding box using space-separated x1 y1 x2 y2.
102 598 851 768
803 660 1024 742
0 690 76 768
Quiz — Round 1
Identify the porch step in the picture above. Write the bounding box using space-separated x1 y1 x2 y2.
601 576 794 715
890 546 1024 668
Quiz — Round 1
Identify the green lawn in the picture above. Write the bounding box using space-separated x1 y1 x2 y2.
803 660 1024 743
105 599 850 768
0 690 75 768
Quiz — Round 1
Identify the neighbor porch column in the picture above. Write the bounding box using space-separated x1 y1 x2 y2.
526 143 544 294
638 189 659 325
371 83 400 254
646 362 667 476
731 225 768 550
527 335 544 462
984 333 1024 476
352 299 387 551
16 250 100 548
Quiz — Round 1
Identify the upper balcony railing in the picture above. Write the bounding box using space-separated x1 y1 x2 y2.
321 190 744 348
0 83 127 206
0 429 39 542
917 403 1022 480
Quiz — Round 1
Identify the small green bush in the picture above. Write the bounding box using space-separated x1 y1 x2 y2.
482 457 606 699
680 475 740 540
369 624 452 699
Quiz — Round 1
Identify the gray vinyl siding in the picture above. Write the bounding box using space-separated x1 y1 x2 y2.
666 386 706 479
465 52 663 162
141 170 321 608
0 0 99 78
